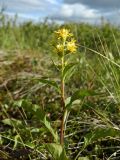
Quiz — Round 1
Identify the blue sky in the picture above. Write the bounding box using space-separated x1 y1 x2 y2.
0 0 120 24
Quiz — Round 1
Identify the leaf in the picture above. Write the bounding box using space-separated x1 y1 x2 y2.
43 116 59 142
14 99 33 112
2 118 22 127
63 63 76 81
31 128 40 133
14 100 59 142
14 100 45 120
78 157 89 160
71 89 97 102
46 143 63 159
66 89 98 109
59 148 69 160
75 127 120 160
33 104 45 121
46 143 68 160
65 97 71 107
25 142 35 149
39 78 60 92
63 63 76 79
14 100 23 107
32 105 59 142
13 135 20 149
84 127 120 147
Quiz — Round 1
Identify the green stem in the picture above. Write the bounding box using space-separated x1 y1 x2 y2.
60 56 65 145
61 56 65 108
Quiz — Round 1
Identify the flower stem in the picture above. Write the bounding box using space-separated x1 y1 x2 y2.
60 56 65 145
61 56 65 108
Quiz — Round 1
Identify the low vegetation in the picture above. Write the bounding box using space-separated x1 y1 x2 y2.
0 12 120 160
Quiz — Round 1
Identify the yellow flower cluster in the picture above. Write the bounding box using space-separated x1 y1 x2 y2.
56 44 64 53
55 28 72 40
67 39 77 53
55 28 77 55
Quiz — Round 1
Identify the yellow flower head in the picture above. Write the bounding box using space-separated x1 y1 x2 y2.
55 28 72 40
56 44 64 53
67 39 77 53
54 28 77 55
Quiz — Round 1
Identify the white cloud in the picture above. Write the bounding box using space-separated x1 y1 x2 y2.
50 3 101 24
60 4 74 17
60 3 99 19
1 0 61 21
1 0 120 24
64 0 120 10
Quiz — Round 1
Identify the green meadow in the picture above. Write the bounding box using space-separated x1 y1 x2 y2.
0 13 120 160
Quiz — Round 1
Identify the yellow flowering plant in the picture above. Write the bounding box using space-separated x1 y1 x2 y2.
35 28 78 159
36 28 84 159
49 30 97 159
42 28 95 160
54 28 77 146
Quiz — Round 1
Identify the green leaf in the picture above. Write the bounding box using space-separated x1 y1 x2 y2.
65 97 71 107
14 100 45 120
76 128 112 160
33 104 45 121
59 149 69 160
46 143 63 159
14 100 59 142
78 157 89 160
46 143 68 160
33 105 59 142
25 142 35 149
13 135 20 149
14 99 33 112
31 128 40 133
43 116 59 142
71 89 97 102
2 118 22 127
84 127 120 147
39 78 60 92
66 89 98 109
63 63 76 81
14 99 23 107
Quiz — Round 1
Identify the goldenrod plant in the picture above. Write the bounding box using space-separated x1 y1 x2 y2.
40 28 98 159
54 28 77 146
43 28 77 159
